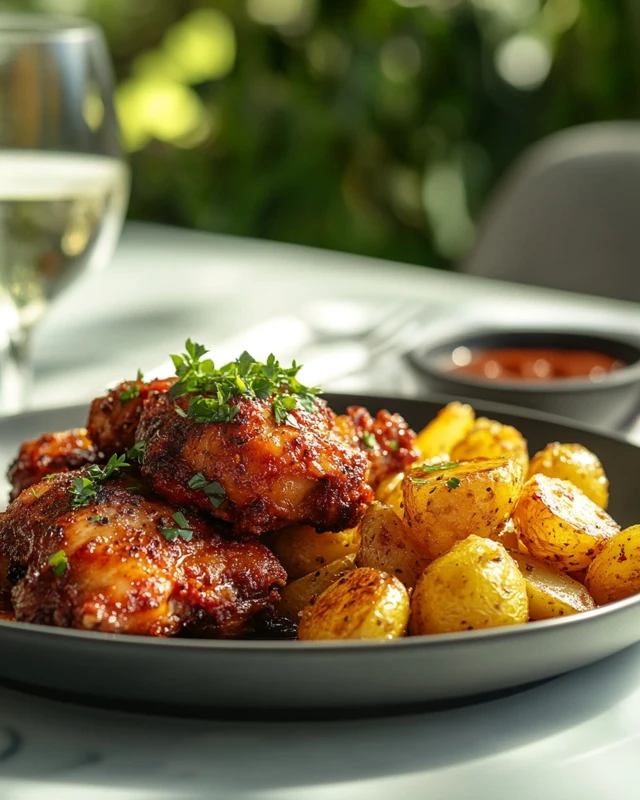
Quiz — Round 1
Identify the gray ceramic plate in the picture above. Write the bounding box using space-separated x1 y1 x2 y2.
1 394 640 715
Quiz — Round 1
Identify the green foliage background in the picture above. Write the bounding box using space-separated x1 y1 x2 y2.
9 1 640 268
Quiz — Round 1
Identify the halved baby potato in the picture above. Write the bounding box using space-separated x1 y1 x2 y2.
452 416 529 475
402 456 524 561
297 567 410 640
512 474 619 572
268 524 360 580
510 550 595 619
413 402 475 460
409 536 528 635
278 554 356 621
528 442 609 509
357 501 430 588
586 525 640 605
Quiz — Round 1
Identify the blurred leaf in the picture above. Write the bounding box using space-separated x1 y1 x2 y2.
9 0 640 269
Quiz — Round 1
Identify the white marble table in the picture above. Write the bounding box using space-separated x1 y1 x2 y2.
3 222 640 799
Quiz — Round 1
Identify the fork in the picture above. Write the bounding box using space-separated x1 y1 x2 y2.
297 299 432 386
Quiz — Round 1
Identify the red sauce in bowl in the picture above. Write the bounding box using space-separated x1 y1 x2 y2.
450 347 626 383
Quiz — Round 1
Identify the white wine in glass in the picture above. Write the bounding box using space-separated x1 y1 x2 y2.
0 15 129 411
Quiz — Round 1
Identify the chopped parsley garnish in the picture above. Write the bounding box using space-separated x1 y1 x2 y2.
48 549 69 576
169 340 320 427
409 462 463 485
187 473 227 508
119 384 140 403
88 515 108 524
386 440 399 451
127 441 146 463
420 461 461 473
160 511 194 542
30 488 38 498
69 453 129 508
362 431 378 450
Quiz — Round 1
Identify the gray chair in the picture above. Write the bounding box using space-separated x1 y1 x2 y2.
461 122 640 303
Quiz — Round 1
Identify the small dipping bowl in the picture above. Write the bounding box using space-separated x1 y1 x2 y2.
408 329 640 430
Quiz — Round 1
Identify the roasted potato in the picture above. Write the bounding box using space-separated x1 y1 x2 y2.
413 402 475 460
297 567 410 640
568 568 588 585
357 501 430 588
489 518 519 551
403 456 524 560
410 536 528 634
375 472 404 503
510 550 595 619
512 475 619 572
528 442 609 508
585 525 640 605
451 416 529 475
278 554 356 621
269 524 359 580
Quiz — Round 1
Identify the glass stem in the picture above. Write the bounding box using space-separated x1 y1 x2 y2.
1 326 33 413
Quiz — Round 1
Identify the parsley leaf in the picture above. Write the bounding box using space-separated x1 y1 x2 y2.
446 477 461 489
160 511 194 542
48 549 69 576
386 440 399 451
168 341 321 427
88 515 108 524
119 383 141 403
420 461 461 473
362 431 378 450
187 473 227 508
70 476 97 508
127 441 146 463
69 453 129 508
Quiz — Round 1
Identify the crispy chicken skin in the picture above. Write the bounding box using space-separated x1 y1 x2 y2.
7 429 101 501
344 406 419 488
0 473 286 636
87 378 176 457
137 393 373 536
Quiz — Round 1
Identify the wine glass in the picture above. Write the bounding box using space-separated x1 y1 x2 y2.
0 14 129 412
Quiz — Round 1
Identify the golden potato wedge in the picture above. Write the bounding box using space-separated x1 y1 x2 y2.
269 524 360 580
413 402 475 460
410 536 528 634
528 442 609 508
297 567 410 640
586 525 640 604
510 550 595 619
512 475 619 572
402 456 524 560
357 501 430 588
278 554 356 621
452 416 529 475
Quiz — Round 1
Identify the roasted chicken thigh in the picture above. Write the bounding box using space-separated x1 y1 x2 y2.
8 429 101 501
137 393 373 536
0 472 286 636
87 377 175 457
